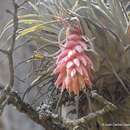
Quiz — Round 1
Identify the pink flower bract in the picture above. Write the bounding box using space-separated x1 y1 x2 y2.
53 26 93 95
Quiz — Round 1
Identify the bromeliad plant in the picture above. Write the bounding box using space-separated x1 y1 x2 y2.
1 0 130 130
53 24 93 95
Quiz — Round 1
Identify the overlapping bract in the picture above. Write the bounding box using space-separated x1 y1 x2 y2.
53 26 93 95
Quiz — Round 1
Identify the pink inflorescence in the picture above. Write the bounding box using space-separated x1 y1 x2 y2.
53 26 93 95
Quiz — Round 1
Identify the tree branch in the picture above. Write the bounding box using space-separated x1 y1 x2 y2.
7 0 18 90
7 92 67 130
0 0 18 111
64 90 117 130
5 90 117 130
0 49 8 55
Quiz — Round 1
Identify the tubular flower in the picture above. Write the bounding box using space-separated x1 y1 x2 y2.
53 26 93 95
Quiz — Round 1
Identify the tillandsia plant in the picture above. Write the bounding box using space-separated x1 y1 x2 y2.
1 0 130 130
53 23 93 95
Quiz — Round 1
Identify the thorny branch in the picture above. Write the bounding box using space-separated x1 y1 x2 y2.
0 1 118 130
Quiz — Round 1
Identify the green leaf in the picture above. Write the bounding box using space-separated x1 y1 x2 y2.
18 14 43 19
19 24 44 36
19 19 43 25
